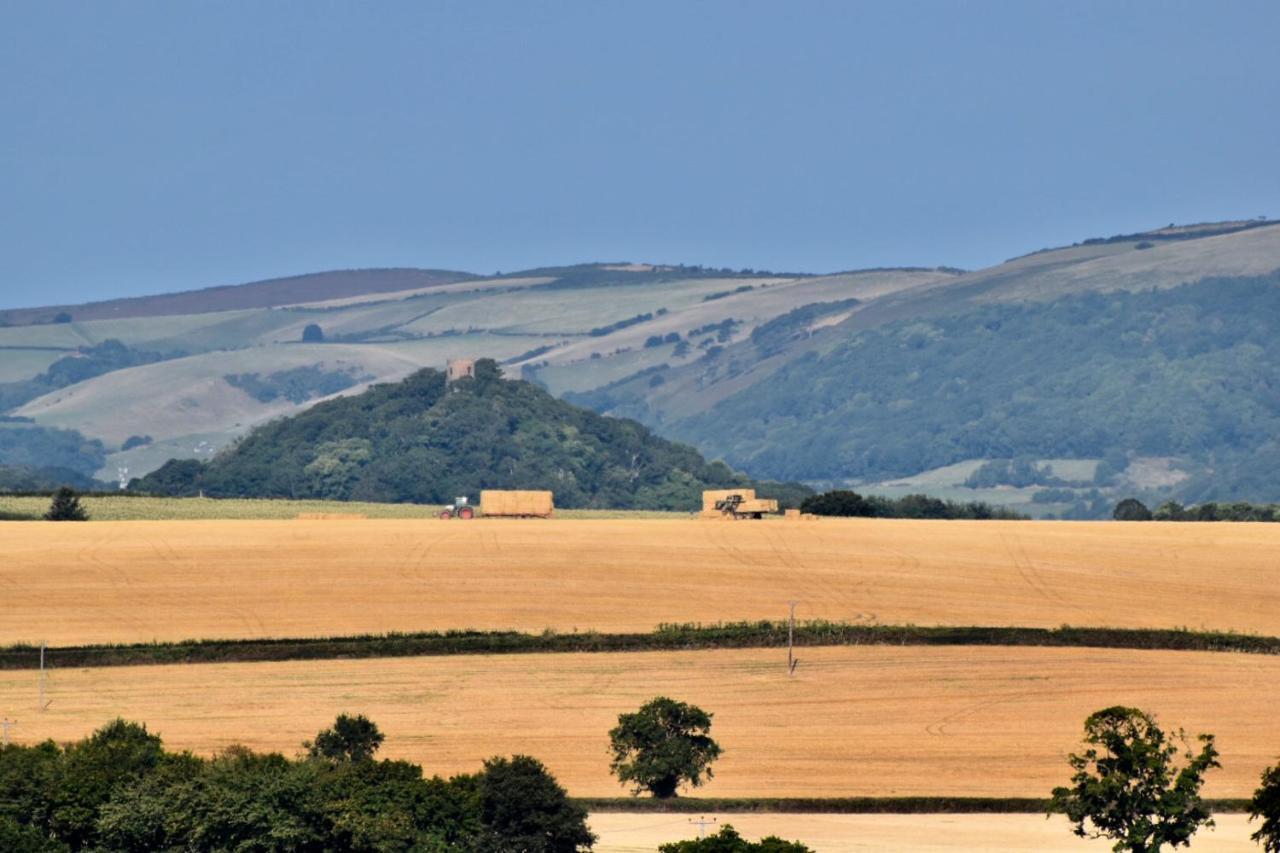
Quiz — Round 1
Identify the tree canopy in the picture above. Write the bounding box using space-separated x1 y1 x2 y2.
1048 706 1220 853
132 360 809 511
609 697 722 798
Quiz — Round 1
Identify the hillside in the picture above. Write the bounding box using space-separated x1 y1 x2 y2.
571 223 1280 513
3 221 1280 513
131 359 807 510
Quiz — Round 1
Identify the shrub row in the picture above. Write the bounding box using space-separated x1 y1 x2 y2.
3 622 1278 670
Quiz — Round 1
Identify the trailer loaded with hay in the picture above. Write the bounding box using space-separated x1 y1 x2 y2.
441 490 555 519
701 488 779 520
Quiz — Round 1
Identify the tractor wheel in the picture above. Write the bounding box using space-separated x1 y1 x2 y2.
458 506 475 520
439 509 453 520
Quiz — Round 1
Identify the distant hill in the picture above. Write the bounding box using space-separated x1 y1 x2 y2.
4 220 1280 516
131 359 809 510
0 268 476 325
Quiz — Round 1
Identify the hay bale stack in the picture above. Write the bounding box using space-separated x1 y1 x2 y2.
702 488 757 513
480 490 555 518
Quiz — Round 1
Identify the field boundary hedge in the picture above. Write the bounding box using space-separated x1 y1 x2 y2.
574 796 1254 814
3 622 1278 670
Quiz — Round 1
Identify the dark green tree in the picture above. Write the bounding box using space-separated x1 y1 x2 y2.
43 487 88 521
1250 760 1280 852
659 824 812 852
301 323 325 343
1113 498 1153 521
305 714 384 763
1048 706 1220 853
474 755 594 852
609 697 722 798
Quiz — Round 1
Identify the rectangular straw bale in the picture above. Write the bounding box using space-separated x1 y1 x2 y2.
480 490 555 518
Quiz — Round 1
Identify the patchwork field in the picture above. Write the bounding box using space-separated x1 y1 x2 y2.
2 646 1274 798
2 518 1278 645
588 813 1261 852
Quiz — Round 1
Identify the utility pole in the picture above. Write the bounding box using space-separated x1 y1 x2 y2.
1 718 13 747
38 642 50 711
689 816 717 838
787 600 799 676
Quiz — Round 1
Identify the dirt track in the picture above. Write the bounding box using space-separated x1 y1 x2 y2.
3 646 1274 798
3 518 1278 644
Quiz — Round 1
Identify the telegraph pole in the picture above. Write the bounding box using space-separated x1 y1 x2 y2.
38 642 50 711
689 816 717 838
1 718 13 747
787 600 799 676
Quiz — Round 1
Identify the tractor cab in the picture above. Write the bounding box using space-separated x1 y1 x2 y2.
439 496 475 519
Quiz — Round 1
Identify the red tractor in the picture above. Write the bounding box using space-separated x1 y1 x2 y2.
439 496 475 520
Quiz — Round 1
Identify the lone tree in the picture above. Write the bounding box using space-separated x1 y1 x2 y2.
1113 498 1153 521
1048 706 1219 853
305 713 384 762
301 323 324 343
1250 761 1280 851
609 696 722 798
45 486 88 521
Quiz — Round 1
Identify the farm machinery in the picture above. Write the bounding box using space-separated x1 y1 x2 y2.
438 496 475 519
439 490 555 519
702 489 779 520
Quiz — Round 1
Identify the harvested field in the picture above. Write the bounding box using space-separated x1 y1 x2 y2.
588 813 1260 852
3 646 1276 798
2 519 1278 645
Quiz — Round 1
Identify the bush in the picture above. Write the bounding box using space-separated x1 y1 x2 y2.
1112 498 1153 521
301 323 325 343
44 487 88 521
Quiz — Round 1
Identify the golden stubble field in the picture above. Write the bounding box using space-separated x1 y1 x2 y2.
2 518 1278 645
588 813 1262 852
2 646 1275 799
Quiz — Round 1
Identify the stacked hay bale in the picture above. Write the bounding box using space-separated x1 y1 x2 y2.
479 490 555 518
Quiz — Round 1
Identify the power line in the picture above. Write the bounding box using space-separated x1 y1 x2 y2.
688 816 718 839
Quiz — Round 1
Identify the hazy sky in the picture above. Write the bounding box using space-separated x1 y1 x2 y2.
3 1 1278 308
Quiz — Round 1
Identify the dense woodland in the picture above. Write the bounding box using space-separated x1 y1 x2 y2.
133 360 810 510
665 273 1280 504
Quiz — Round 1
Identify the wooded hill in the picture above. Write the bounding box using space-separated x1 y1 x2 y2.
132 359 808 510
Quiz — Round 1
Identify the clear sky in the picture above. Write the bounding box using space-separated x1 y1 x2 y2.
2 1 1278 308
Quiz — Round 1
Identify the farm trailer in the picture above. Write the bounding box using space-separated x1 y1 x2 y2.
701 488 779 520
440 490 555 519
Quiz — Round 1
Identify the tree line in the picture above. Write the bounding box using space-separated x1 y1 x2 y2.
799 489 1027 520
1113 498 1280 522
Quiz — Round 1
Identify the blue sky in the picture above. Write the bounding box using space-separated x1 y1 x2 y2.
2 1 1278 308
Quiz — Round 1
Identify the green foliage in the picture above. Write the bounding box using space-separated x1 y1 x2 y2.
135 360 796 510
667 273 1280 503
7 622 1280 670
224 365 363 404
609 697 722 798
1048 706 1220 852
0 340 169 414
799 489 1026 520
1250 761 1280 851
0 426 106 478
301 322 325 342
306 714 385 763
1113 498 1153 521
0 716 591 852
964 457 1076 489
44 487 88 521
1145 500 1280 522
659 824 813 852
473 755 595 852
0 465 101 494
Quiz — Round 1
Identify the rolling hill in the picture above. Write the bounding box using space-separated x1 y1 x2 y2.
130 359 808 510
2 219 1279 513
